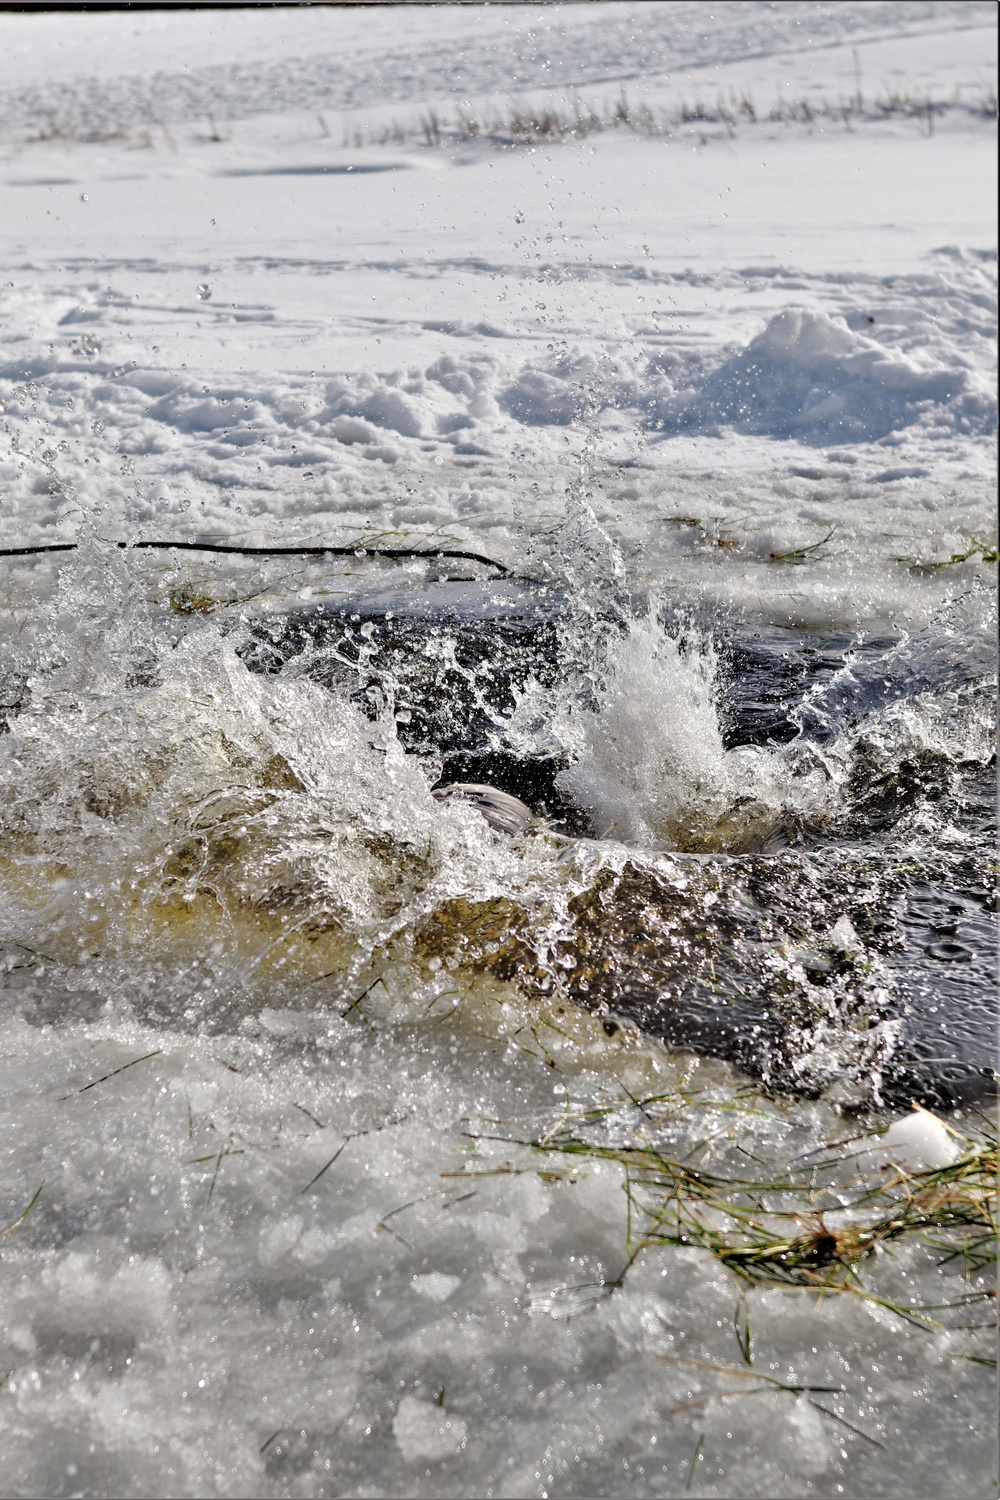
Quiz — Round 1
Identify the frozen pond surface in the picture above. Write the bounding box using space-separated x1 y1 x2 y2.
0 4 997 1497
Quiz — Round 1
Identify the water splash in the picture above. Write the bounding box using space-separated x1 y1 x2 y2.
0 532 994 1106
549 606 804 850
548 603 995 853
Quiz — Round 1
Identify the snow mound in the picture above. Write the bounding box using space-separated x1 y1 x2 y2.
500 367 583 427
499 350 619 427
662 308 996 442
498 306 996 446
322 356 501 452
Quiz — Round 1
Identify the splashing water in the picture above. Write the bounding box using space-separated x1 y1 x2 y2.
553 609 775 849
548 603 995 855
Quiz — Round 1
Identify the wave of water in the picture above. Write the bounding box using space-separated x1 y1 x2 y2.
1 530 994 1102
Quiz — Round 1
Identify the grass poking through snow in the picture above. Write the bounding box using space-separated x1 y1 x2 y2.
530 1105 998 1322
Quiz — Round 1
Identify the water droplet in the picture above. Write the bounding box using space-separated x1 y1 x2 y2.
71 333 101 358
79 193 88 203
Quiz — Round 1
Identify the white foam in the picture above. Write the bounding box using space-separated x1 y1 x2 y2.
551 605 995 852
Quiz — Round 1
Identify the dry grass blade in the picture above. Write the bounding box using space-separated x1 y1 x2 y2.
684 1431 704 1490
769 526 837 563
531 1126 997 1305
61 1049 163 1099
661 1352 886 1449
0 1183 43 1241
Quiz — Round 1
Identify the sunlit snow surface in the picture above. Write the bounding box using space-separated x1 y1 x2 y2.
0 4 997 1498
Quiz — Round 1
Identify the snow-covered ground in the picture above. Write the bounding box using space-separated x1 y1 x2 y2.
0 5 996 1498
1 0 996 629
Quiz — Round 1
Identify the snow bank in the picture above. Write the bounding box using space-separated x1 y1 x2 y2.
672 307 997 441
503 307 996 444
5 294 992 545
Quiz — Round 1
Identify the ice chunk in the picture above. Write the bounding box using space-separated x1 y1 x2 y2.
411 1271 461 1302
257 1214 304 1266
828 914 861 953
42 1252 172 1340
392 1396 468 1462
881 1110 961 1171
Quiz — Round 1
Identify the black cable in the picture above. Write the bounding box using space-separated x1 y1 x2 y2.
0 539 510 574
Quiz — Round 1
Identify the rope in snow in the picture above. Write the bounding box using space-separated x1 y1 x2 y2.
0 540 511 574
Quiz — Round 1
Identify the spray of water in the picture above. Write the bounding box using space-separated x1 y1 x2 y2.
548 605 800 849
548 602 994 852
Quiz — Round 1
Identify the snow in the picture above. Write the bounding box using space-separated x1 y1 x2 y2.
0 4 996 1498
0 3 991 114
668 305 995 441
1 80 995 627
